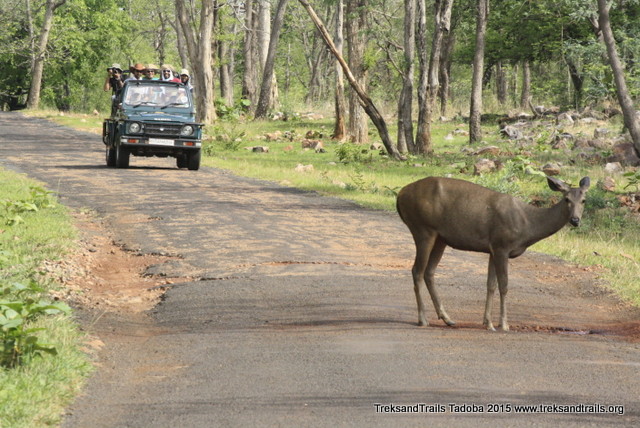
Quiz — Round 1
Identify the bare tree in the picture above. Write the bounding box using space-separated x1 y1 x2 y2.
333 0 346 141
416 0 453 154
27 0 67 110
345 0 369 143
397 0 416 154
469 0 488 144
254 0 288 119
519 59 530 109
597 0 640 155
438 31 455 117
496 61 507 105
415 0 428 153
175 0 217 124
242 0 258 110
298 0 402 159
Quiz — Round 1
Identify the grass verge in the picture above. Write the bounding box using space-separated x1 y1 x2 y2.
0 168 92 427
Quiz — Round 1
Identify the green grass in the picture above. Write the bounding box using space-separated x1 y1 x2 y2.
1 168 93 427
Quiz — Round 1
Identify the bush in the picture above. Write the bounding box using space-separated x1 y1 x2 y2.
0 281 70 368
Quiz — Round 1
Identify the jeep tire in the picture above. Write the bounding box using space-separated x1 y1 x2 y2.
187 150 201 171
115 144 130 168
106 146 116 167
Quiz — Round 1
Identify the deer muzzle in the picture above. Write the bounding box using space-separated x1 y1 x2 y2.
569 217 581 227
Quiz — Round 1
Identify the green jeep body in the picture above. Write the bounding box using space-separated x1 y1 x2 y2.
102 80 203 170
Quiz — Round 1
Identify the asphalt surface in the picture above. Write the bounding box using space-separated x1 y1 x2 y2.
1 111 639 427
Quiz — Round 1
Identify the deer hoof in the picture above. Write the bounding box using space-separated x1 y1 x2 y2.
500 324 510 332
441 317 456 327
484 321 496 331
417 319 428 327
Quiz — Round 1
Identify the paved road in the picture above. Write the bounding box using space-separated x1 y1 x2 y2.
1 112 639 427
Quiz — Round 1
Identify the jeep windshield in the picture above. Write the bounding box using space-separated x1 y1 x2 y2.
123 84 191 109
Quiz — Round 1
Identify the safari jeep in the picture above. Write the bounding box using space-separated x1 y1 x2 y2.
102 80 203 170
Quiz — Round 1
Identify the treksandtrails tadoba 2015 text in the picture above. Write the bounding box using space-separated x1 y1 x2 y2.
373 402 625 415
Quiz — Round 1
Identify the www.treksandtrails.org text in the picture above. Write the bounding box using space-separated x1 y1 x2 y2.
374 403 625 415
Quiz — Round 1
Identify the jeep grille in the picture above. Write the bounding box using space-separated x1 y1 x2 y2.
145 123 182 136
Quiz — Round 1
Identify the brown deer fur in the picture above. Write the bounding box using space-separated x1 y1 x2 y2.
396 176 590 331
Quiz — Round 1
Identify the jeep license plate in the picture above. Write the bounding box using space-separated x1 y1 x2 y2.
149 138 175 146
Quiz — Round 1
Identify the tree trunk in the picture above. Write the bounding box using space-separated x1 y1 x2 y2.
417 0 453 154
469 0 488 144
171 16 189 69
333 0 347 141
175 0 217 124
257 0 279 111
242 0 258 111
598 0 640 155
397 0 416 154
298 0 402 160
254 0 288 119
27 0 66 110
345 0 369 143
415 0 428 154
218 18 234 107
496 61 507 105
566 60 584 109
438 31 455 117
520 59 531 109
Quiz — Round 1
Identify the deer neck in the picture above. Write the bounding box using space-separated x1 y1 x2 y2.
524 200 570 244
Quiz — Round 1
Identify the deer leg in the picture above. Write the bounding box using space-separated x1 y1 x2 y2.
490 252 510 331
483 255 498 331
412 234 436 326
424 238 455 326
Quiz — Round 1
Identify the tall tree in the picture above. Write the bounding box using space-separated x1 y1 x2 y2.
415 0 428 153
345 0 369 143
254 0 288 119
242 0 258 110
438 30 455 117
333 0 347 141
469 0 488 144
416 0 453 154
27 0 67 109
597 0 640 155
175 0 217 124
519 59 530 109
397 0 416 154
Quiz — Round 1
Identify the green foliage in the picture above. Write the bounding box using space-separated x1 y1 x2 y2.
204 122 247 153
1 185 55 226
215 98 251 120
335 143 374 163
623 170 640 191
0 281 70 368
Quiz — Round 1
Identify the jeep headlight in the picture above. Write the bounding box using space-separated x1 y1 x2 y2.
128 122 142 134
180 125 194 137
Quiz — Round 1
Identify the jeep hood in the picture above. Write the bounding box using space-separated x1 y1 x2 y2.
125 111 196 123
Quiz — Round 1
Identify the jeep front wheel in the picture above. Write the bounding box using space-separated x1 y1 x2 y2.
187 150 201 171
106 146 116 167
115 144 130 168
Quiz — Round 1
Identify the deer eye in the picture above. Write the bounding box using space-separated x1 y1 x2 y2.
565 197 570 203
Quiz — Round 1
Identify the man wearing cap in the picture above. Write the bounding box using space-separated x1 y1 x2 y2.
104 63 124 94
180 69 193 93
126 63 146 81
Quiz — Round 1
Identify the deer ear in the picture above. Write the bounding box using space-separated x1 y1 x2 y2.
547 176 569 193
579 176 591 190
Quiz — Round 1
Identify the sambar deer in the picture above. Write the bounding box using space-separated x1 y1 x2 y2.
396 176 590 331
